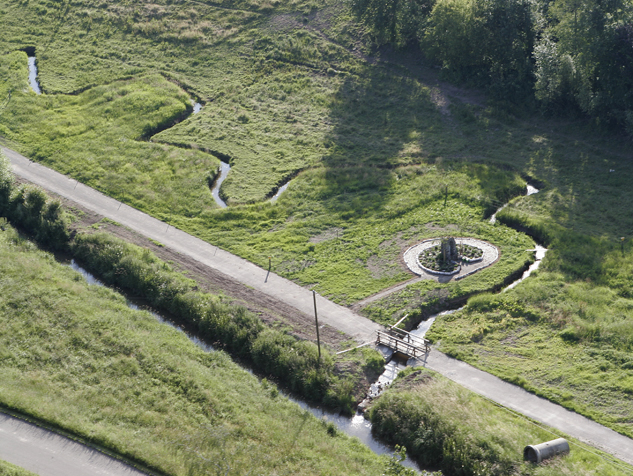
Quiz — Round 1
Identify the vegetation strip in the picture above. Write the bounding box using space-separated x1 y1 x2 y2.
0 152 385 414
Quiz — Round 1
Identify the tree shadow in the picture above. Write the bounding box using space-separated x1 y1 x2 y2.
317 62 449 216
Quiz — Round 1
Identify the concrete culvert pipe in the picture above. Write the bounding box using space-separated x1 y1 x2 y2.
524 438 570 463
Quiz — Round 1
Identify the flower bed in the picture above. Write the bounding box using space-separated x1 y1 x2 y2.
417 243 484 272
417 245 460 272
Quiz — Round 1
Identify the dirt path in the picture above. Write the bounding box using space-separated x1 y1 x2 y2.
4 145 633 468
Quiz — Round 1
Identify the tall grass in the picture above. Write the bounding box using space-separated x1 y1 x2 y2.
0 460 37 476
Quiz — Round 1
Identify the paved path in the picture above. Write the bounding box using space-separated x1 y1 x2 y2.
0 413 147 476
2 145 381 343
420 351 633 466
3 145 633 469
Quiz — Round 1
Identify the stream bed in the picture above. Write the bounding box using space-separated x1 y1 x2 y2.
210 162 230 208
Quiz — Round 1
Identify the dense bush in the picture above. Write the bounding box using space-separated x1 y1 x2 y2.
353 0 633 129
0 153 70 250
370 379 513 475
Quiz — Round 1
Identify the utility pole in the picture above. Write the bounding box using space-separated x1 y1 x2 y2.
313 290 321 364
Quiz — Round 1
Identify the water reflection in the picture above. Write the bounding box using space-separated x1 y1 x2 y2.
28 56 41 95
270 181 289 203
193 102 202 114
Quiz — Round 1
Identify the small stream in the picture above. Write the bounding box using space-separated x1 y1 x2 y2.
27 56 41 95
209 165 293 208
210 162 230 208
270 181 290 203
368 183 548 397
65 259 419 471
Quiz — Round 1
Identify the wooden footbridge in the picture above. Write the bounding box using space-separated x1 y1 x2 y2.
376 316 430 360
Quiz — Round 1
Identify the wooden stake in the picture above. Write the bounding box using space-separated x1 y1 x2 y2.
313 290 321 364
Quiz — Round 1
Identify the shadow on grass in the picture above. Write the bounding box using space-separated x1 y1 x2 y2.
317 63 445 216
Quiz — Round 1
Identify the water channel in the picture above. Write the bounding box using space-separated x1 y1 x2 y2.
27 55 41 95
65 259 420 470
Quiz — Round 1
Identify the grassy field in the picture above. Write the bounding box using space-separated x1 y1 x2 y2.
2 0 633 457
0 221 392 476
0 460 37 476
369 367 633 476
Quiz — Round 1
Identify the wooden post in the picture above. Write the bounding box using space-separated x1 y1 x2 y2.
313 290 321 364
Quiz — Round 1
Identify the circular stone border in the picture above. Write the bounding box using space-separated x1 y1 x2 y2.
403 238 499 280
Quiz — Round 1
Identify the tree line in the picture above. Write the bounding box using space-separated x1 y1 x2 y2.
351 0 633 132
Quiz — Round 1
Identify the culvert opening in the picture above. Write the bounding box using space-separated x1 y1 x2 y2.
20 46 36 56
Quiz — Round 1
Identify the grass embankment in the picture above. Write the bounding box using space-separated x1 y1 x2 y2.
369 368 632 476
0 460 37 476
0 221 390 475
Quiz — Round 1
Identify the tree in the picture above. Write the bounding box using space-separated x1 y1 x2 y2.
350 0 436 46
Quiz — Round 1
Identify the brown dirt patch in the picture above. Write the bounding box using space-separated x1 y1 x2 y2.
309 227 343 244
367 254 406 279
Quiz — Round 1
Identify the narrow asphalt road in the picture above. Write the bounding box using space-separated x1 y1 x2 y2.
0 413 147 476
3 145 633 469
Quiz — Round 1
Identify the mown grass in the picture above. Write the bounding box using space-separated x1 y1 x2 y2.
0 460 37 476
0 222 389 476
369 367 633 475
